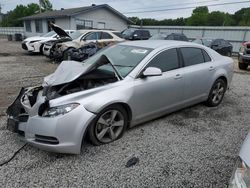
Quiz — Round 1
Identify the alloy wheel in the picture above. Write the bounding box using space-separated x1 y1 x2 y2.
95 110 125 143
211 82 225 104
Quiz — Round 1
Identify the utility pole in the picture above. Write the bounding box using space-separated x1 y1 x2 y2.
39 0 42 13
0 3 2 14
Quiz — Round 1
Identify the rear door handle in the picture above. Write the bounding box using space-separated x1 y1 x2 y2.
209 66 215 71
174 74 183 80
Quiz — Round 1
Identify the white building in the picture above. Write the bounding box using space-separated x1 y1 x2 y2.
21 4 132 37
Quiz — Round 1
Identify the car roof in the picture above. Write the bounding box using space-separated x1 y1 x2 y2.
120 40 199 50
77 29 119 33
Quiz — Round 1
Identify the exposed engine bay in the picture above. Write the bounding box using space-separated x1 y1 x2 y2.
43 68 118 100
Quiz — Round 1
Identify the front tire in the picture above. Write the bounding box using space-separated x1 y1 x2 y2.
205 79 226 107
238 62 248 70
87 105 128 146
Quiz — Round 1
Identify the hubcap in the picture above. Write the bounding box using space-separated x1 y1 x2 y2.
211 82 225 104
95 110 124 143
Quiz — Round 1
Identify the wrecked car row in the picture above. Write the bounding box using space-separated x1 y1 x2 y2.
22 24 125 62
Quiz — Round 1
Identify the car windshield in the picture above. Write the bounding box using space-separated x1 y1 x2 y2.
202 39 213 47
41 31 56 37
84 45 152 77
70 31 85 40
121 29 134 37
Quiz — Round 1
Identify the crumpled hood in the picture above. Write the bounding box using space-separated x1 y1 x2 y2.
51 23 71 39
43 61 94 86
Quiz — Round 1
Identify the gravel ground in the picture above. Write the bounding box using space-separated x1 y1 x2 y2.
0 39 250 187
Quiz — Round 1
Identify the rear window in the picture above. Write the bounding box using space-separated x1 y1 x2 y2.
180 47 205 66
101 32 113 39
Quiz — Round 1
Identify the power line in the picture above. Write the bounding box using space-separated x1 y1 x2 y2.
126 0 219 11
123 0 250 14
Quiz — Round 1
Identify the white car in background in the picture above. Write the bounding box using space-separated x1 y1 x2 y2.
21 27 75 53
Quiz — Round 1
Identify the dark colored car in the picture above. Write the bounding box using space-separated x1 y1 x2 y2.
121 28 151 40
210 39 233 57
238 42 250 70
165 33 188 41
193 38 233 57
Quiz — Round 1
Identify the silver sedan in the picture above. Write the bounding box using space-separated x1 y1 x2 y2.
7 40 234 154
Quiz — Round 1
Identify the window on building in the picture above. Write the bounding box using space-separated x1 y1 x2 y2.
85 20 93 29
180 47 205 67
25 20 32 32
75 19 93 29
97 22 105 29
35 20 43 33
146 48 179 72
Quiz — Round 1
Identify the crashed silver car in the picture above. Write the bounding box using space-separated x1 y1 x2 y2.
228 132 250 187
7 40 234 154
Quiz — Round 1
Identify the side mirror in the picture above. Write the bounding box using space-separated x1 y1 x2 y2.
141 67 162 78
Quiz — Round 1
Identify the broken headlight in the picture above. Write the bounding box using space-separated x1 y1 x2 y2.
228 157 250 188
42 103 79 117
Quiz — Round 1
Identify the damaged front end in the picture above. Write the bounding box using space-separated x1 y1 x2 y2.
6 54 121 136
6 86 43 136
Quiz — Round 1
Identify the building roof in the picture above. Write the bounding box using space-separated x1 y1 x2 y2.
21 4 132 23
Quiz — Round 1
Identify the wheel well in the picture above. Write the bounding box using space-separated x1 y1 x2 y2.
217 76 228 88
39 43 44 53
112 102 132 122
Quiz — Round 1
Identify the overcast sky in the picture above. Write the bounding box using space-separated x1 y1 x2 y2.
1 0 250 19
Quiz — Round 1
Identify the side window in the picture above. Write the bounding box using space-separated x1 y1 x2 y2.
202 49 212 62
146 48 179 72
85 32 100 40
101 32 113 39
180 47 205 66
134 30 141 36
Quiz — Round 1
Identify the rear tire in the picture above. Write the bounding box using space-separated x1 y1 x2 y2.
205 79 226 107
87 105 128 146
238 62 248 70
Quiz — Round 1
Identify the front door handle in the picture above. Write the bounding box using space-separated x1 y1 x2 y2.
174 74 183 80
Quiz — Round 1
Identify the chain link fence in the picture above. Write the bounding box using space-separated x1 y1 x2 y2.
0 27 24 41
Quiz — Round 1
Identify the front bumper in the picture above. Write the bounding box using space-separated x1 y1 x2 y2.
6 88 96 154
22 42 41 53
239 53 250 64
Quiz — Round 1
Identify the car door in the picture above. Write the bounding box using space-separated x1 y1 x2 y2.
131 48 185 123
179 47 214 104
81 32 100 46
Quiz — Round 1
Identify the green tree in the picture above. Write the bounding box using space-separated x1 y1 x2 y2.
207 11 225 26
187 6 209 26
234 8 250 26
39 0 53 11
0 3 40 27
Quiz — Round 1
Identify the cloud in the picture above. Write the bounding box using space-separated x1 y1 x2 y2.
1 0 250 20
